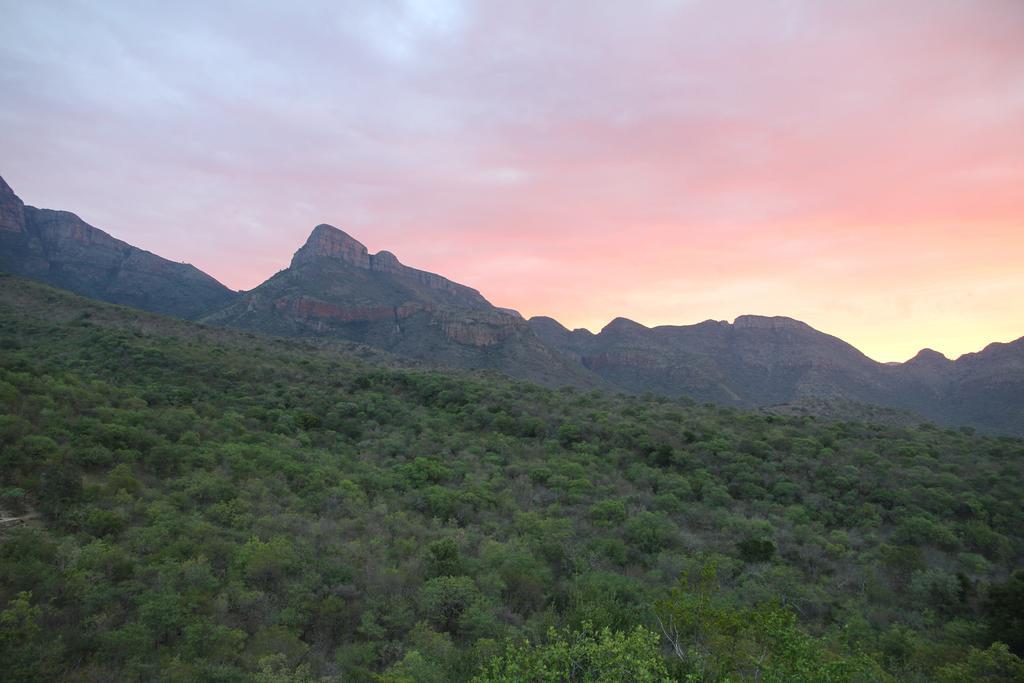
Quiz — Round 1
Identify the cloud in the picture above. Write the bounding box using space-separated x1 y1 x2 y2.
1 0 1022 361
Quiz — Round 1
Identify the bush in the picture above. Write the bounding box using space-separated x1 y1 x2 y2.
738 538 776 564
473 622 669 682
419 576 481 634
624 512 677 555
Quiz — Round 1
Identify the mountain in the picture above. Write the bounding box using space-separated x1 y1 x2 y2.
528 314 893 405
0 174 238 319
890 339 1024 435
204 224 598 388
529 315 1024 435
1 173 1020 433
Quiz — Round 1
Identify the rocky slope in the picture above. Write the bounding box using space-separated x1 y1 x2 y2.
888 339 1024 435
204 224 599 388
0 175 238 319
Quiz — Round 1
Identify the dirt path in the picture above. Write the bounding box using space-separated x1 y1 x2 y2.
0 510 39 529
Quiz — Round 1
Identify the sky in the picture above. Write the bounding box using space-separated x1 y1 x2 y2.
1 0 1022 362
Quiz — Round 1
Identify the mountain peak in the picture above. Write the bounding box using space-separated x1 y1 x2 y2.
291 224 370 268
529 315 568 330
601 317 648 334
907 348 950 365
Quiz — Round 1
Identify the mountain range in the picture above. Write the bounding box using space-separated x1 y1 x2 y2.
1 173 1021 434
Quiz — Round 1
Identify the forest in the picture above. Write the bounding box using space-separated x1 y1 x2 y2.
1 275 1022 682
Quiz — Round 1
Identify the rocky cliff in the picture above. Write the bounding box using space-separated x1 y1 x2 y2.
291 224 490 305
0 175 25 233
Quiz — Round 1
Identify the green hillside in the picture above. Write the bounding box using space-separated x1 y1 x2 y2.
1 274 1022 682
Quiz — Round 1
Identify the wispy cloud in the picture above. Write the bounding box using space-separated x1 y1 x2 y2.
1 0 1021 361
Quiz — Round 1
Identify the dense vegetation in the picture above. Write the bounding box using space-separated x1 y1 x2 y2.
1 276 1023 682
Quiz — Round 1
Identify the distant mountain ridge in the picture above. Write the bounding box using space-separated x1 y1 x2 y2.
1 173 1021 434
528 314 1024 434
528 314 891 406
0 175 238 319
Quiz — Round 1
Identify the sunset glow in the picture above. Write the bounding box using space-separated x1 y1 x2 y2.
1 0 1021 361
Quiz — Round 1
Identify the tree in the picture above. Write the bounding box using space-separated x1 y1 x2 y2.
426 538 464 577
557 423 583 446
38 459 83 515
984 571 1024 656
0 592 61 682
589 499 627 527
624 512 676 554
254 653 316 683
419 576 481 635
473 622 670 682
654 561 887 682
934 643 1024 683
737 538 776 564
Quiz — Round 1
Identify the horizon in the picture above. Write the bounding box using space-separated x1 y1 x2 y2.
7 188 1017 366
2 1 1022 362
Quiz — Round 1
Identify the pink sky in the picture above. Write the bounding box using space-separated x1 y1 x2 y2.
1 0 1022 362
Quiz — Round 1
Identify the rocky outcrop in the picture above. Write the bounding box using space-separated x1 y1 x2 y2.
290 224 488 305
733 315 812 332
272 295 421 325
0 175 25 233
369 250 403 274
292 224 372 268
434 309 523 347
497 307 524 319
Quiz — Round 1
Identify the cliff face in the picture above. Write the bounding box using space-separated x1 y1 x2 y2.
0 175 238 319
291 224 372 268
434 308 524 347
0 175 25 233
291 224 490 305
